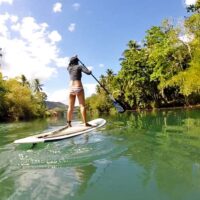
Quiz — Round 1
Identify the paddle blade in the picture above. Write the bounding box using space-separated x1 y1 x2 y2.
109 95 126 113
113 100 126 113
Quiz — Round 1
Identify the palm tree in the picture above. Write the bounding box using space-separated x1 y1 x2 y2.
21 74 30 87
106 69 114 77
33 78 43 93
127 40 140 50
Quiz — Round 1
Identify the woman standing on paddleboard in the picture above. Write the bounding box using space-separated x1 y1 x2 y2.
67 55 92 127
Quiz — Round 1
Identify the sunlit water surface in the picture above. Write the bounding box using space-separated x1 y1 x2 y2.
0 109 200 200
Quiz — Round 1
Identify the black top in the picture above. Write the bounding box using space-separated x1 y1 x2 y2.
67 64 91 81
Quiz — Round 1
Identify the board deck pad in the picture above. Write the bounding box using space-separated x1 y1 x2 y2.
14 118 106 144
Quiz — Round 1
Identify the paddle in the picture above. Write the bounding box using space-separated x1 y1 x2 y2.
78 59 126 113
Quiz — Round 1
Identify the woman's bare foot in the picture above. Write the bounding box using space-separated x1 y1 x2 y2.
85 122 93 127
67 121 72 127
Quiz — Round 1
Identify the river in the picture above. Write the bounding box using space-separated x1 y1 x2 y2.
0 108 200 200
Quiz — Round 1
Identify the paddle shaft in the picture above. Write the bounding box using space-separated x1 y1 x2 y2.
78 60 110 95
78 59 126 113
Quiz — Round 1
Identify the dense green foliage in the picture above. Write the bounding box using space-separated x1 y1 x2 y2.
0 73 47 121
86 2 200 113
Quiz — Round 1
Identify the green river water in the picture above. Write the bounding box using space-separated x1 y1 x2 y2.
0 109 200 200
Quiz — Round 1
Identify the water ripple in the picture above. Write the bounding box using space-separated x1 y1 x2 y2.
9 131 126 169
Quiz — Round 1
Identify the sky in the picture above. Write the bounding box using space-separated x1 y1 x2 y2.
0 0 197 105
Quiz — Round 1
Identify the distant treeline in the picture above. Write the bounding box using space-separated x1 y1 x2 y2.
0 74 47 121
86 1 200 113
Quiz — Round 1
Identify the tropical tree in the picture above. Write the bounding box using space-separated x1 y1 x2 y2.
164 1 200 103
0 73 7 119
186 0 200 13
86 93 111 113
33 78 43 93
20 74 30 87
116 39 159 109
144 20 193 106
86 3 200 113
3 78 36 120
0 75 48 121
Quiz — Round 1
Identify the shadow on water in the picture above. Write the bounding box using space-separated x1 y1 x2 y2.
0 109 200 200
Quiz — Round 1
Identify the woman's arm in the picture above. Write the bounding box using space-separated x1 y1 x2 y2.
80 65 91 75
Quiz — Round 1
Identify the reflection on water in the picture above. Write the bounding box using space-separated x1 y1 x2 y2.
0 109 200 200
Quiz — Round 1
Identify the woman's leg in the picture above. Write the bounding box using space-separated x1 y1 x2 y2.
77 90 88 126
67 93 76 126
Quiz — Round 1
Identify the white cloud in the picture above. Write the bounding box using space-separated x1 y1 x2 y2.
48 30 62 43
0 13 67 81
55 57 69 67
68 23 76 32
53 2 62 13
185 0 197 5
72 3 80 11
47 89 68 104
0 13 9 36
99 64 105 68
87 66 93 71
0 0 13 5
10 15 18 23
84 83 97 97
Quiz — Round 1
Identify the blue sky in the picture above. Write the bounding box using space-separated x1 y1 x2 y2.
0 0 197 104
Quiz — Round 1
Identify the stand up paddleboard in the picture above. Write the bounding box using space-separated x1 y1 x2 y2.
14 118 106 144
